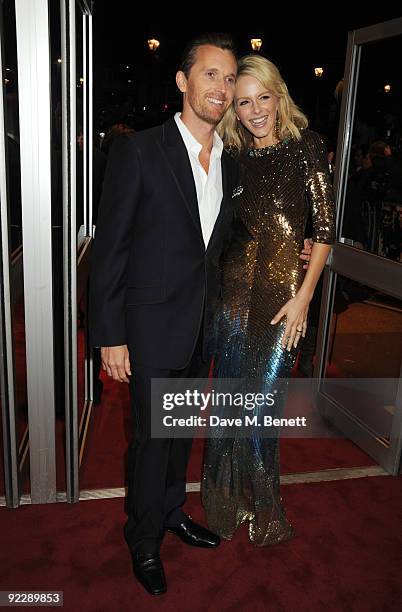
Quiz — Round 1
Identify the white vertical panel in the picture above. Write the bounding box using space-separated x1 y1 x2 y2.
15 0 56 503
82 12 87 234
88 12 93 237
87 11 94 402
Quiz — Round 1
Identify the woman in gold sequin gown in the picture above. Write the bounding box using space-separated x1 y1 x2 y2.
201 55 336 546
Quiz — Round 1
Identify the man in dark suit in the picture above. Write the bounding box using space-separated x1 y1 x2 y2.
89 34 239 596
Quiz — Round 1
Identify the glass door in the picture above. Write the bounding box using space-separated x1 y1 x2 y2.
0 0 22 508
315 17 402 475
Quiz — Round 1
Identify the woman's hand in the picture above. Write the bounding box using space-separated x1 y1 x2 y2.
271 242 331 351
270 295 310 351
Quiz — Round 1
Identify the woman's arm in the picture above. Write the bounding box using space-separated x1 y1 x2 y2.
270 243 331 351
271 130 336 351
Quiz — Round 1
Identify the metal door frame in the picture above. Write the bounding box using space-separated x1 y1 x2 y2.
0 0 94 507
61 0 93 503
0 0 19 508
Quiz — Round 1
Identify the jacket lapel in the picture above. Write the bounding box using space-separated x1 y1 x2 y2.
158 118 204 247
205 150 233 254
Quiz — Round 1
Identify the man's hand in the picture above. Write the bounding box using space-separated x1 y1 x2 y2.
300 238 313 270
101 345 131 383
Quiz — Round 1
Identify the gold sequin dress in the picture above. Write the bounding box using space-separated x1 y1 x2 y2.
201 129 336 546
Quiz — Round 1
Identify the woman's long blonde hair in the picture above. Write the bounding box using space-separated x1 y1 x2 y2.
218 54 308 152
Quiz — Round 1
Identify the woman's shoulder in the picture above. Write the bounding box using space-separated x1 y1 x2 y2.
297 128 327 160
298 128 324 147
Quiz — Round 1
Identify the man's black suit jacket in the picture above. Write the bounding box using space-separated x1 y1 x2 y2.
89 117 238 369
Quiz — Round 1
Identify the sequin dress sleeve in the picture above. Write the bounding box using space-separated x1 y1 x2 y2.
300 129 336 245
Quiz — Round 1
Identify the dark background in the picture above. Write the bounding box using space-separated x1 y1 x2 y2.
3 3 402 145
92 6 402 139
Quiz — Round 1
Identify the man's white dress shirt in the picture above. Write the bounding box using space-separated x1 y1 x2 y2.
174 112 223 248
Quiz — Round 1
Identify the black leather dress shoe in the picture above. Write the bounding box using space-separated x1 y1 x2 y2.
167 516 220 548
131 552 167 596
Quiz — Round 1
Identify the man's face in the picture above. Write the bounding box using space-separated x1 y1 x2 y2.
177 45 237 126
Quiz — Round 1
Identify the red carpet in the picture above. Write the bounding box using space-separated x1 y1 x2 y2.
76 369 375 491
2 364 377 497
1 475 401 611
0 305 379 496
79 374 131 491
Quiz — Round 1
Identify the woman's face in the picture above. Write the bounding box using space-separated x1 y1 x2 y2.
234 75 279 148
